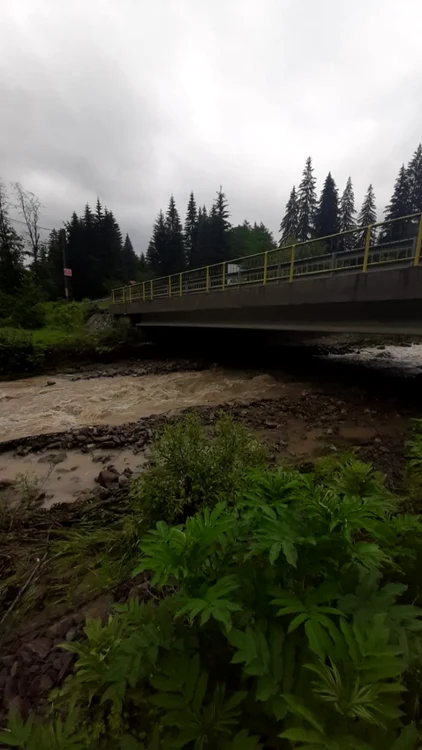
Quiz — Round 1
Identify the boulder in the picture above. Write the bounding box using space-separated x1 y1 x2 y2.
96 469 119 488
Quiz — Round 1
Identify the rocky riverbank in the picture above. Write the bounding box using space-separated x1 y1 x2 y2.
1 345 421 723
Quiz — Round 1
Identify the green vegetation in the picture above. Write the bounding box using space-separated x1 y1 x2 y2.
0 298 136 376
130 413 266 525
2 417 422 748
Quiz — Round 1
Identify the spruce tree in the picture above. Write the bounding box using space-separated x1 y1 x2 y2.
101 209 124 287
139 253 148 273
279 186 299 245
166 195 185 273
148 210 170 276
63 202 128 298
297 157 317 242
357 185 377 245
407 144 422 214
95 197 103 223
382 165 412 242
194 207 210 268
146 237 158 271
207 188 231 264
45 229 64 299
184 192 198 267
80 204 100 297
339 177 357 251
0 181 24 294
66 212 85 298
315 172 340 242
122 234 138 282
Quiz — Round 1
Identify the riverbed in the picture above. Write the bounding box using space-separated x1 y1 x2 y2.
0 368 286 442
0 344 422 508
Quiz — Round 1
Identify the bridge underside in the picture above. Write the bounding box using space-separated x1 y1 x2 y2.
110 267 422 336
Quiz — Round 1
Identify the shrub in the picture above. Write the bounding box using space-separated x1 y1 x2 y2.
41 300 88 332
5 457 422 748
0 328 44 376
130 413 267 524
405 419 422 503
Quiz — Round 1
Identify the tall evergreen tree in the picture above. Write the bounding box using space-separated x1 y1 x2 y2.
0 181 23 294
146 237 158 270
279 186 299 246
101 208 124 286
139 252 148 273
147 210 169 276
44 229 64 299
184 192 198 267
0 182 23 294
315 172 340 241
194 206 210 268
357 185 377 245
95 197 103 224
382 165 412 242
122 234 138 282
297 157 317 242
66 212 85 298
165 195 185 273
206 188 231 265
339 177 357 251
407 144 422 214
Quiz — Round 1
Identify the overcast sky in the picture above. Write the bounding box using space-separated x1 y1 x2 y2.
1 0 422 252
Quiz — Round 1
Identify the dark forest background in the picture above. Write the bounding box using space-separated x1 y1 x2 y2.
1 144 421 314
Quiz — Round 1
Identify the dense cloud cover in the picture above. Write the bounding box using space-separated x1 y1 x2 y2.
1 0 422 250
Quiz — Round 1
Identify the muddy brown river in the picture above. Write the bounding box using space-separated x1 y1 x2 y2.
0 369 286 443
1 344 422 509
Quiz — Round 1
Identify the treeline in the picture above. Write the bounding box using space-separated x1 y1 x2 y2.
1 143 422 310
145 189 277 278
0 182 142 314
64 201 142 299
280 144 422 248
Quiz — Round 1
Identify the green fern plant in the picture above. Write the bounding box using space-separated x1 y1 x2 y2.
5 421 422 750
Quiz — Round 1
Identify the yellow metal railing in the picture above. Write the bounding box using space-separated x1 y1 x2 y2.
111 212 422 305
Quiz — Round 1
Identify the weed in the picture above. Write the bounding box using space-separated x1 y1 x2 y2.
3 422 422 749
3 452 422 748
130 412 267 524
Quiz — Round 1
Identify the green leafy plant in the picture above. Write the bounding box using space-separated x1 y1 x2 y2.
130 413 266 524
4 426 422 749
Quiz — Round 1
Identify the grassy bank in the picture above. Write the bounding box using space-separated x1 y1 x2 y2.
1 415 422 748
0 301 136 377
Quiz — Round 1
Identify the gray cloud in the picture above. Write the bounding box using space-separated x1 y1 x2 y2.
1 0 422 251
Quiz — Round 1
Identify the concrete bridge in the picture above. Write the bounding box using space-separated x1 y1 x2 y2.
110 215 422 336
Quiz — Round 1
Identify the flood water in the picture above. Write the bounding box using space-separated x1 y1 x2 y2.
0 449 147 508
0 369 287 442
1 345 421 508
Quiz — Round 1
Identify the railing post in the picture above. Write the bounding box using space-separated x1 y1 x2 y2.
263 252 268 284
363 226 372 272
168 276 172 297
142 281 145 302
222 262 226 291
129 285 132 303
289 245 296 282
112 289 115 304
414 215 422 266
123 287 126 303
150 279 153 300
206 266 210 292
179 272 183 296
